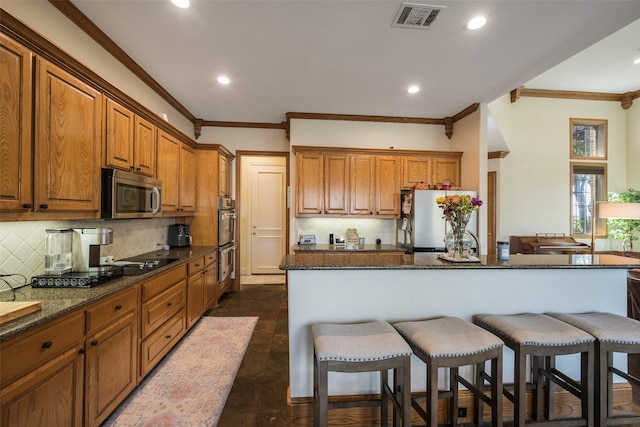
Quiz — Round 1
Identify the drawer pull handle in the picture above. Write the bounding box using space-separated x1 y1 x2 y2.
165 335 172 339
39 204 48 209
167 302 172 307
91 340 99 346
115 304 122 310
42 341 53 349
78 348 86 354
23 203 32 208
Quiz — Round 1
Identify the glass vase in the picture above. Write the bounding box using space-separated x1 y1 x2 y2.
445 229 473 260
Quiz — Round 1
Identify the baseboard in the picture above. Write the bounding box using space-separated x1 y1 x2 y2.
287 383 634 426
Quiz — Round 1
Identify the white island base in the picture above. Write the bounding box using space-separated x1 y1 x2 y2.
286 265 629 399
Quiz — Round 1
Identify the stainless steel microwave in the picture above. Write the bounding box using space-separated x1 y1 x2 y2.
101 168 162 219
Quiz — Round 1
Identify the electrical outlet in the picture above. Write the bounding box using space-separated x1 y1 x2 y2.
457 407 467 417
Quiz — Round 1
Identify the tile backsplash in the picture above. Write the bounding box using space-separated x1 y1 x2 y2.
294 217 396 245
0 218 174 283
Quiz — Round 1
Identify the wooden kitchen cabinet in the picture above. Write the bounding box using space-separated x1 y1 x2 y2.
375 156 401 216
349 154 400 217
191 148 220 246
296 152 324 215
157 129 195 215
432 155 461 187
84 287 138 427
105 98 156 177
186 256 206 329
139 264 187 377
0 311 85 427
401 156 431 189
0 33 33 215
203 250 218 308
219 151 233 198
34 58 102 216
324 154 349 214
349 154 374 215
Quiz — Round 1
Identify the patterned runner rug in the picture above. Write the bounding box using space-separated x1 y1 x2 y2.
103 316 258 427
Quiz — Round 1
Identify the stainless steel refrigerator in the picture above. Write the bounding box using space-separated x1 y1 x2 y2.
398 189 477 253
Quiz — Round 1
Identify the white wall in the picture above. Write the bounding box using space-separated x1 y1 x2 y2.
488 94 633 250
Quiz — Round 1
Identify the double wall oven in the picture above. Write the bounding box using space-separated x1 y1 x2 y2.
218 197 237 284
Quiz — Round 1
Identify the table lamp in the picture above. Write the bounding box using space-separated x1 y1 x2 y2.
599 202 640 253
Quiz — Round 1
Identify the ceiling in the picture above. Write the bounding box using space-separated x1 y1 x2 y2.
65 0 640 125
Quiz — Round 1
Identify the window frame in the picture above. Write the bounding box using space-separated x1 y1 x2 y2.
570 162 608 238
570 118 608 160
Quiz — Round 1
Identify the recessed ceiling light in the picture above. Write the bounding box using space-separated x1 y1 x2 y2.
465 15 486 30
171 0 189 9
217 76 230 85
407 85 420 94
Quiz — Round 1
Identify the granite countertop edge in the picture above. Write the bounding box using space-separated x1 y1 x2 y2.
0 246 217 342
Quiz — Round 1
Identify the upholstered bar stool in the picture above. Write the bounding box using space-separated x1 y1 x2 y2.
474 313 595 427
393 317 504 427
311 321 412 427
547 312 640 427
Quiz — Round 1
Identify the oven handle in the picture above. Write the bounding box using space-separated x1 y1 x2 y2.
230 245 237 279
150 187 161 214
230 213 237 243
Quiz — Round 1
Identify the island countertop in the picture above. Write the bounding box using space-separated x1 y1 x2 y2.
280 252 640 270
292 244 404 252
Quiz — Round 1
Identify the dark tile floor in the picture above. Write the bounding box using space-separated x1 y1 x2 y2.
205 283 289 427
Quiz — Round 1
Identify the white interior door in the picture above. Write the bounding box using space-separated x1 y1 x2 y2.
250 162 286 274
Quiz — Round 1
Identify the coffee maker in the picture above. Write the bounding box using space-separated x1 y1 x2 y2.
73 228 114 272
168 224 192 247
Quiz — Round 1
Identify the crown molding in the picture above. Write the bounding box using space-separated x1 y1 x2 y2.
510 86 640 109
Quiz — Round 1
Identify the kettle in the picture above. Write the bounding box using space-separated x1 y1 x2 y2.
168 224 192 247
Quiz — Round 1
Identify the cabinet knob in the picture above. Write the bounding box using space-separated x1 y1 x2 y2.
39 204 48 209
91 340 99 346
165 335 172 340
78 348 86 354
167 302 172 307
22 203 32 209
114 304 122 310
42 341 53 349
136 167 141 172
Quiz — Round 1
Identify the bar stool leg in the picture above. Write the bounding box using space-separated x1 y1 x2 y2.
583 350 594 426
317 359 329 427
380 370 388 427
451 367 459 426
474 362 483 427
427 360 439 427
515 347 526 427
492 354 503 427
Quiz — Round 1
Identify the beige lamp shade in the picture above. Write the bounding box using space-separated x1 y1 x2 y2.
599 202 640 219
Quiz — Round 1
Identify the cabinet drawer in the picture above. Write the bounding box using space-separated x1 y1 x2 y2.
140 309 185 377
141 281 185 338
86 286 138 335
0 311 84 384
140 264 186 302
204 251 216 267
187 256 205 275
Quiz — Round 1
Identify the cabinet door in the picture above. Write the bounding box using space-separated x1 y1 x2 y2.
324 154 349 215
296 152 324 215
179 143 196 212
432 157 460 187
350 155 375 215
105 98 135 172
402 156 431 189
203 255 218 308
219 154 231 197
157 130 180 213
191 149 220 245
0 34 33 212
85 312 138 427
0 347 84 427
375 156 400 216
35 58 102 214
133 115 156 177
187 272 205 329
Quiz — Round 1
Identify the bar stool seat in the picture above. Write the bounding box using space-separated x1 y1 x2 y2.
474 313 595 427
393 317 504 427
312 321 412 427
547 312 640 427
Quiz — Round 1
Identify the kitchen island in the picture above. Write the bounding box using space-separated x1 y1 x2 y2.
280 253 639 399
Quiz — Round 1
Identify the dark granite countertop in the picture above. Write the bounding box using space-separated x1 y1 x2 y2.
292 244 404 252
279 252 640 270
0 246 216 342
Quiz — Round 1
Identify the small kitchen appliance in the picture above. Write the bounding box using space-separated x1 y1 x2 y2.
299 234 316 244
168 224 192 247
33 228 122 288
218 197 237 284
44 228 73 275
101 168 162 219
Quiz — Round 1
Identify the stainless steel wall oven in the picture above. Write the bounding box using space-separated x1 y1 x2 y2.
218 197 237 283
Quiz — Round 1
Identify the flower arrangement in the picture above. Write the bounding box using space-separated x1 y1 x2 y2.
436 195 483 258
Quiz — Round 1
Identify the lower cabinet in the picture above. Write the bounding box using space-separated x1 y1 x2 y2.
186 256 206 329
203 251 218 308
140 310 185 378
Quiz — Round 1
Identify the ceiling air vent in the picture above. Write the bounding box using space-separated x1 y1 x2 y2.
392 3 445 29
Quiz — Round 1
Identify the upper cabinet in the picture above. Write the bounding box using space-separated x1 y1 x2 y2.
296 152 324 215
0 33 33 215
218 151 233 198
34 58 102 216
431 155 461 188
157 130 195 216
104 98 156 177
401 153 462 189
374 156 401 216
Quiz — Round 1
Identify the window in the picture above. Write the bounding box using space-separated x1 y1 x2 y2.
570 118 607 159
571 163 607 237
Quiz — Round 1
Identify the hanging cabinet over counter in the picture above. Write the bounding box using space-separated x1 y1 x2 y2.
293 146 462 218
